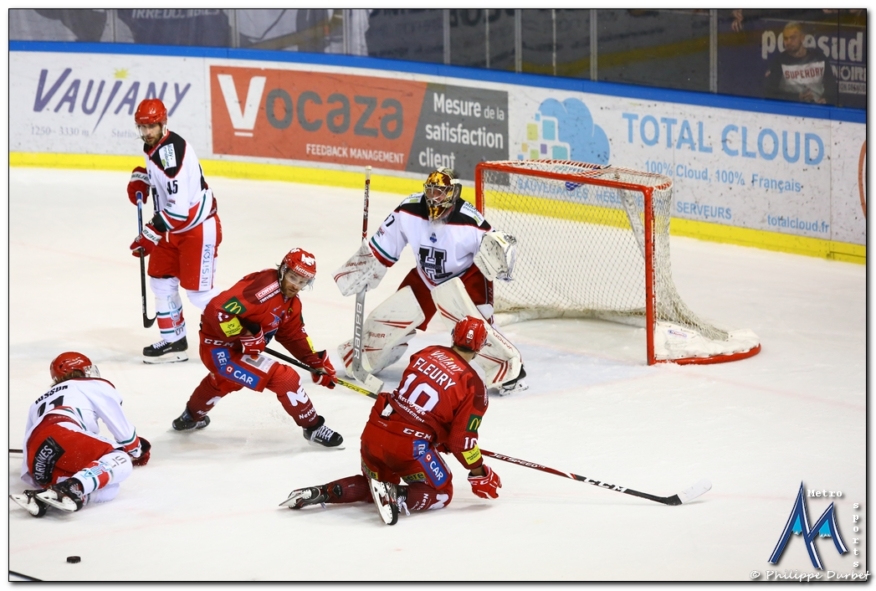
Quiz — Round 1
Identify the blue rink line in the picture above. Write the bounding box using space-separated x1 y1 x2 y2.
10 40 864 125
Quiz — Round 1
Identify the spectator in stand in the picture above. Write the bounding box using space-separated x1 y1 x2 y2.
764 21 837 105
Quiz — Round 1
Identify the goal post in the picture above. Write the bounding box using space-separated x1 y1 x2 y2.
474 159 761 365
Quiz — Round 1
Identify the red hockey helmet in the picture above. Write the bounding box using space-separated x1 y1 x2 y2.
424 167 462 221
451 315 489 353
279 248 317 292
50 352 100 383
134 98 168 125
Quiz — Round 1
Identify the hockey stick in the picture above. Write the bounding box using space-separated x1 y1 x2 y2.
264 347 380 398
480 449 712 506
137 197 157 328
349 166 384 393
9 448 22 454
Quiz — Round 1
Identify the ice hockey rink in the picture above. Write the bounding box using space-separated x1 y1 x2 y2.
6 167 867 583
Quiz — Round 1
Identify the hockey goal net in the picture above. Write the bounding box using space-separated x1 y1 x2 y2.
475 160 761 365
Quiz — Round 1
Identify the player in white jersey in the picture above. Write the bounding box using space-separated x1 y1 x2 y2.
128 98 223 364
10 352 151 517
333 167 527 393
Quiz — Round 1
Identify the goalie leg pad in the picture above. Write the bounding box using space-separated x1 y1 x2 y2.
431 278 523 389
338 287 425 375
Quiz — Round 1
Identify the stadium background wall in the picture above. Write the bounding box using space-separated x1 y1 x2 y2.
10 41 865 264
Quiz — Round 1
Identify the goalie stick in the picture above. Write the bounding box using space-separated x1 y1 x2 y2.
481 449 711 506
349 166 384 393
264 347 379 397
136 197 156 328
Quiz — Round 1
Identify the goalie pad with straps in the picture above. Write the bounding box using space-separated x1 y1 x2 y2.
333 242 388 297
337 286 425 375
431 277 523 390
473 231 518 282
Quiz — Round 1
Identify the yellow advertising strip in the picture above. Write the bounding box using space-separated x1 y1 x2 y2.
9 152 416 197
11 152 864 264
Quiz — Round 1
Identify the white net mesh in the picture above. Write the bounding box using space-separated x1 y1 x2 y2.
477 160 759 363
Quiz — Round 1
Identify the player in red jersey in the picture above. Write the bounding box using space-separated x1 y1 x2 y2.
171 248 343 448
281 316 501 525
128 98 222 364
10 352 150 517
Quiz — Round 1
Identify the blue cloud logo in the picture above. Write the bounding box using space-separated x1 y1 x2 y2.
518 98 610 165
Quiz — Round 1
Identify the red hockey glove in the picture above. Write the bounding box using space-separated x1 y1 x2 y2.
240 328 266 356
127 166 150 205
309 350 336 389
468 464 501 499
132 437 151 467
129 223 161 257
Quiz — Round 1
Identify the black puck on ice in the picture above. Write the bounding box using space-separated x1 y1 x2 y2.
66 556 81 564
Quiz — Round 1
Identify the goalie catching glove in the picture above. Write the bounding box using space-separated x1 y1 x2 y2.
333 242 387 297
474 231 518 282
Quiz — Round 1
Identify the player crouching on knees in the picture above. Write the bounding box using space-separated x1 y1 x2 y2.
10 352 151 518
171 248 343 448
281 316 501 525
333 167 527 394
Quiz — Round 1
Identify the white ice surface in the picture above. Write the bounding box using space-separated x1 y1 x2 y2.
5 168 868 583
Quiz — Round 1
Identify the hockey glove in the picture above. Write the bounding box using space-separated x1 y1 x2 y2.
309 350 336 389
127 166 150 205
332 242 387 297
240 328 266 356
468 464 501 499
132 437 151 467
129 223 162 257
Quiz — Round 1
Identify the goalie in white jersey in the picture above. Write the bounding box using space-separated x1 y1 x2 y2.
10 352 151 518
333 167 526 393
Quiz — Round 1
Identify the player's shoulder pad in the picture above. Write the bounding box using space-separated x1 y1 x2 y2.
449 200 488 229
396 193 428 218
150 131 186 177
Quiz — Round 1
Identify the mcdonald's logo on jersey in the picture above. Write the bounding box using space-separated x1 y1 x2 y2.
466 414 482 432
769 482 848 570
222 297 246 315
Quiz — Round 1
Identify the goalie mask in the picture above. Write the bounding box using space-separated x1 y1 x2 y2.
451 315 489 353
50 352 100 384
278 248 317 297
424 167 462 222
135 98 168 144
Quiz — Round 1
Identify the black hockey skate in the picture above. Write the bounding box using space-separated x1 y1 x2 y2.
143 336 188 364
172 408 211 431
9 489 50 517
36 478 87 513
280 485 330 509
500 365 528 394
302 415 344 449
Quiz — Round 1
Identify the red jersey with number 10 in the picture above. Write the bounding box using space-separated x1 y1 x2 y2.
382 344 488 470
